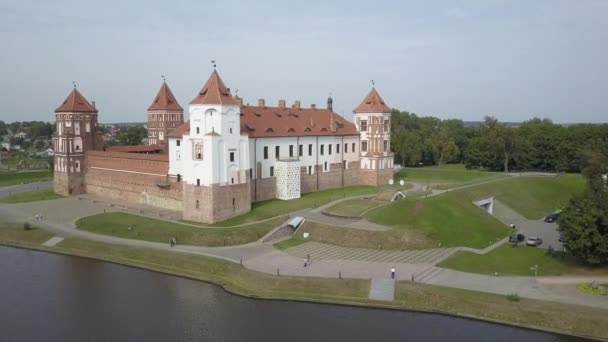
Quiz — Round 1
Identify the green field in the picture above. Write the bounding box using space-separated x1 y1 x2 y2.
76 212 286 247
210 186 378 226
274 221 433 251
0 189 63 203
0 170 53 187
368 193 510 249
395 165 499 184
439 244 608 276
324 199 384 217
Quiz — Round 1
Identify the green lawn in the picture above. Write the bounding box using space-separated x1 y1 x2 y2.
76 212 287 247
0 189 63 203
456 174 585 219
395 164 499 184
0 224 54 245
0 170 53 187
439 244 608 276
324 199 384 217
210 186 378 226
368 193 510 249
274 221 433 251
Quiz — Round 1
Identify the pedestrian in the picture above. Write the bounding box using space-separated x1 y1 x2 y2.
391 267 396 279
304 259 308 268
411 273 415 282
307 254 311 264
35 214 39 221
170 237 176 247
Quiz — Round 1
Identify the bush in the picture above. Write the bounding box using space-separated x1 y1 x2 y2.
506 293 520 302
546 245 555 256
23 222 31 231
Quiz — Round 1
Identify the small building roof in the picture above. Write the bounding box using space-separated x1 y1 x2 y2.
148 81 183 111
353 87 391 113
190 70 241 106
55 88 98 113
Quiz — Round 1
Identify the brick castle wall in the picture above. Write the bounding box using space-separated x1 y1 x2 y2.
183 182 251 223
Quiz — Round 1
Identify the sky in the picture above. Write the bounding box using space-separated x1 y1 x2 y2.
1 0 607 124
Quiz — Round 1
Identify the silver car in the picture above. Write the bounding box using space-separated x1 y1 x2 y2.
526 237 543 247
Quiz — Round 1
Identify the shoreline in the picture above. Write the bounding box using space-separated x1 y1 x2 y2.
0 239 603 342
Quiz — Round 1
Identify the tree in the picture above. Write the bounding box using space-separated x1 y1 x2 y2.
558 148 608 265
116 126 147 146
430 126 459 165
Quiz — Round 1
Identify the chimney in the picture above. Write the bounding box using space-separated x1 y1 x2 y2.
278 99 286 108
91 100 96 109
258 99 265 108
310 104 316 109
293 100 301 110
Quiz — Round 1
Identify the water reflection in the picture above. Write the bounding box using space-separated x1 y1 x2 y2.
0 247 593 342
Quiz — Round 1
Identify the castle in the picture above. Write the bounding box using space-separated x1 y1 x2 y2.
52 70 394 223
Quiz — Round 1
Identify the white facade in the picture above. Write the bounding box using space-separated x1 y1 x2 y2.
275 160 301 200
169 103 249 187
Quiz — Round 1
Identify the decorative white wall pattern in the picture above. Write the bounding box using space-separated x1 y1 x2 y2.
275 160 301 200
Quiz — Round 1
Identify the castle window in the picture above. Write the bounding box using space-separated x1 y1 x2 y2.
177 174 181 182
345 143 348 153
231 177 234 184
196 179 200 186
308 166 312 175
361 141 368 152
249 169 253 179
384 140 388 152
329 144 332 155
194 144 203 160
196 127 200 134
299 144 303 157
324 162 328 171
230 127 233 134
176 140 181 146
352 143 356 153
308 144 312 156
360 120 367 132
320 144 324 155
264 146 268 160
343 160 347 169
196 200 199 209
289 145 294 157
384 119 389 132
230 151 235 162
270 166 274 177
336 143 340 154
275 146 280 159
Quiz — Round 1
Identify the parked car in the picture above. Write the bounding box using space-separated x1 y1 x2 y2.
526 237 543 247
544 210 561 223
509 233 525 243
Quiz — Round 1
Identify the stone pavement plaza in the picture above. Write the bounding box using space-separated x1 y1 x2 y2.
1 182 608 309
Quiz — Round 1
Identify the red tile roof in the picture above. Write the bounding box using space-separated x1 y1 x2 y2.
166 121 190 138
166 106 358 139
55 88 98 113
148 81 183 111
106 144 163 153
241 106 358 138
190 70 241 106
353 87 391 113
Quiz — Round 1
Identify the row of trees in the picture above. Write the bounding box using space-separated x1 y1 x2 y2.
0 121 54 139
391 110 608 173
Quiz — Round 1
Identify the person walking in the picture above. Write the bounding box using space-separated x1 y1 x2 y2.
170 237 176 247
304 258 308 268
391 267 396 279
306 254 311 265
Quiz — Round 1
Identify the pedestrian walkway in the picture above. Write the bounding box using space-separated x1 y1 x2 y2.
286 241 458 264
297 212 390 231
369 278 395 301
41 236 64 247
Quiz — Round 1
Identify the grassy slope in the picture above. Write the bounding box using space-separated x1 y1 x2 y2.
0 170 53 187
211 186 378 226
0 189 63 203
395 165 498 183
2 226 608 339
438 244 608 276
324 199 383 217
368 193 510 249
274 221 433 251
0 224 54 245
76 212 286 247
457 174 585 219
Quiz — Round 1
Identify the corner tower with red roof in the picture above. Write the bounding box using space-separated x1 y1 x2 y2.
53 87 102 195
147 80 184 153
353 86 394 186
